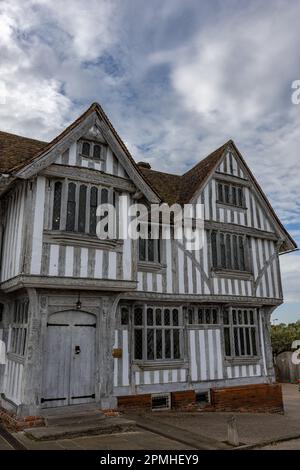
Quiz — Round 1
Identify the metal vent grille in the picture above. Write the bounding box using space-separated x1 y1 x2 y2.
151 393 171 411
196 390 211 404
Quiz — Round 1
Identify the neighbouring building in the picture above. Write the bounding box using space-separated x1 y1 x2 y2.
0 102 296 418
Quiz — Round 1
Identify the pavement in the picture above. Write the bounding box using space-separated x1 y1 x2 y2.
0 436 13 451
0 383 300 450
125 383 300 448
258 438 300 450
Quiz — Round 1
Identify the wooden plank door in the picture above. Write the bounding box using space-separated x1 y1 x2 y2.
41 311 96 408
42 323 72 408
70 324 96 404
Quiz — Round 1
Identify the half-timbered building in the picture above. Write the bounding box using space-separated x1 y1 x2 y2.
0 102 296 417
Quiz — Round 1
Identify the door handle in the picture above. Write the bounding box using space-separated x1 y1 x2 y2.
75 345 81 355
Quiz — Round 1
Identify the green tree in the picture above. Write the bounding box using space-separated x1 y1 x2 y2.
271 321 300 356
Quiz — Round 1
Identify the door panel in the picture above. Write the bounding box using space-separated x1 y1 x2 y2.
70 325 96 404
42 324 71 408
42 311 96 408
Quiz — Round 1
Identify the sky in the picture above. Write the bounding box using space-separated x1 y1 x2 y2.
0 0 299 323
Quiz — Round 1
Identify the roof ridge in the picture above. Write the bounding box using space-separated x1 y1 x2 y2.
183 140 232 177
140 167 181 178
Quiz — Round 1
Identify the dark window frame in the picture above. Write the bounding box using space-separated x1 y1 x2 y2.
138 237 161 264
51 180 118 237
223 307 259 358
211 230 249 272
80 140 103 162
9 300 29 357
217 181 245 208
52 181 62 230
132 305 183 362
186 305 220 325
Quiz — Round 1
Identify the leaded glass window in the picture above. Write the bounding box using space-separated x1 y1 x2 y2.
133 305 183 361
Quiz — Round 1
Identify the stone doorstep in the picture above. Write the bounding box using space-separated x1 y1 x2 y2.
24 417 136 441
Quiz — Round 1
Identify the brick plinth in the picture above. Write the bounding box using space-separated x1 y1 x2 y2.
211 383 284 413
118 390 196 411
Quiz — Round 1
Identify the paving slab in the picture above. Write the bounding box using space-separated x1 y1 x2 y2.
16 429 195 450
259 437 300 450
131 414 230 450
24 417 136 441
0 435 13 450
10 383 300 450
124 384 300 447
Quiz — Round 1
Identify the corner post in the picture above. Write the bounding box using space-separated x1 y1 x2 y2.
99 293 121 409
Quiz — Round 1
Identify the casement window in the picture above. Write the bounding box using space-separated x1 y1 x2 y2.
217 182 244 208
80 140 103 162
186 306 220 325
51 180 116 236
223 307 258 357
138 237 161 263
52 181 62 230
211 230 248 272
133 305 183 362
9 300 29 357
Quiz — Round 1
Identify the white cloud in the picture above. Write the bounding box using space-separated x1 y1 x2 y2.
0 0 120 138
0 0 299 229
280 253 300 303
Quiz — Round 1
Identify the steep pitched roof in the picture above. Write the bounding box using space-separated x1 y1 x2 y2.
0 102 161 202
0 104 296 251
140 141 228 205
138 168 182 205
140 141 297 251
0 130 47 173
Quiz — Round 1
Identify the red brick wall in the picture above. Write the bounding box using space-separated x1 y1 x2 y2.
211 383 284 413
118 390 196 410
172 390 196 409
118 394 151 410
118 384 283 413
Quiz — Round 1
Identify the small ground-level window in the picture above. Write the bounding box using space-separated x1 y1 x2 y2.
133 305 183 362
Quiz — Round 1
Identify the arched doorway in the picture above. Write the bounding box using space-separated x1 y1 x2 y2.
41 311 96 408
